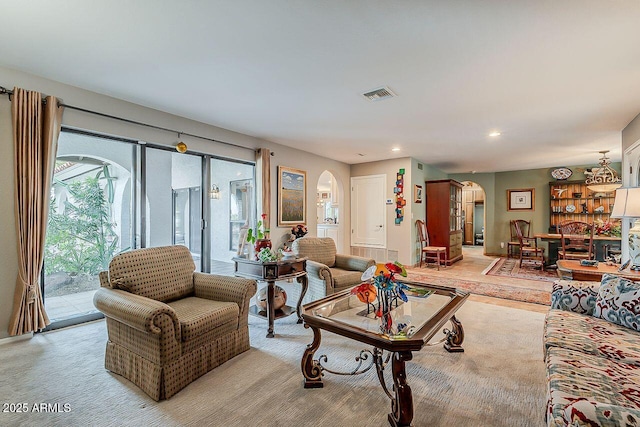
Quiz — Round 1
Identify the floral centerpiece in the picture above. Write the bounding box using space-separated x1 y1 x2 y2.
350 262 432 336
594 219 621 237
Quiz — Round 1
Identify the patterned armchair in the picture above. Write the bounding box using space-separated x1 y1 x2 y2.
291 237 375 300
93 245 257 401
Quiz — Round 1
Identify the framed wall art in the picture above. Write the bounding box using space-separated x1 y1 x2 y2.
277 166 307 226
507 188 534 211
414 184 423 203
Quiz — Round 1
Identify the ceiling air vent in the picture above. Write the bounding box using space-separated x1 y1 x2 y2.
362 86 396 101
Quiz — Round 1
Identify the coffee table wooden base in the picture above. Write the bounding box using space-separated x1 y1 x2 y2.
301 319 465 427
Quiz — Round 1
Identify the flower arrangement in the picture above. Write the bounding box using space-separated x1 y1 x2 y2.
594 219 621 237
247 213 270 244
291 224 308 239
351 262 431 336
257 247 278 262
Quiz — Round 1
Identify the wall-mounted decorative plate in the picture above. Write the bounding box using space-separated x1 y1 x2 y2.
565 204 576 213
551 167 573 180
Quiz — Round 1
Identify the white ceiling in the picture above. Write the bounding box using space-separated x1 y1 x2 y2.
1 1 639 173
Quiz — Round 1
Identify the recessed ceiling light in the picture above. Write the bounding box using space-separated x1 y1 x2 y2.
489 131 501 137
392 147 400 152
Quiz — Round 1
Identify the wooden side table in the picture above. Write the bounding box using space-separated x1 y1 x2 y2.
556 259 640 282
233 257 308 338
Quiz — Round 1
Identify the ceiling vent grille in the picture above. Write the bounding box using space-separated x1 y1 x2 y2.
362 86 396 101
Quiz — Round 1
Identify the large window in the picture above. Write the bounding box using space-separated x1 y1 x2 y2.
43 129 256 327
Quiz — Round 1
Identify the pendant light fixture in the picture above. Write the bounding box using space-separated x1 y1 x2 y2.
585 150 621 193
175 132 188 153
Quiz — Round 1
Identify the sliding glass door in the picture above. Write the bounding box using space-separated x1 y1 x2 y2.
209 158 255 275
145 148 203 271
43 130 134 325
43 130 256 328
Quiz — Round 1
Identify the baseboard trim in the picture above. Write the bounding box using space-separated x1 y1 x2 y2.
0 332 33 345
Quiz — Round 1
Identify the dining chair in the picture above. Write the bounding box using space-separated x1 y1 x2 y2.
508 219 531 258
416 219 447 270
514 219 545 270
557 221 594 261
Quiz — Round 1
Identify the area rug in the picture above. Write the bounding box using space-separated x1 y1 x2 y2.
484 257 559 283
0 301 547 427
406 269 551 305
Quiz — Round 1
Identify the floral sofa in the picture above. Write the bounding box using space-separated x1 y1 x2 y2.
545 274 640 426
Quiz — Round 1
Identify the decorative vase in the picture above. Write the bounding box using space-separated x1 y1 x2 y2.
254 239 272 260
257 285 287 311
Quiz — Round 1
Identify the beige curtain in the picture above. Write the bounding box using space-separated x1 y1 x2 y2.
8 87 64 336
256 148 271 228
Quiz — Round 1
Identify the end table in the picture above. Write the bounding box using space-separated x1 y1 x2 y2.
233 257 308 338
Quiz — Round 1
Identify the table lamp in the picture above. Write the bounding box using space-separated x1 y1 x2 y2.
611 187 640 270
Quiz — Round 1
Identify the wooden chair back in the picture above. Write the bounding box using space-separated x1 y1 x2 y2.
416 219 430 247
512 219 531 241
558 221 594 260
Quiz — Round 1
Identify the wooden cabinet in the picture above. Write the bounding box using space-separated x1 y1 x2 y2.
426 179 463 265
549 181 616 232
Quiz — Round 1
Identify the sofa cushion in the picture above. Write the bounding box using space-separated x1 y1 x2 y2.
551 280 599 315
546 347 640 426
562 400 640 427
166 297 239 342
292 237 336 267
108 245 196 302
331 268 364 291
594 274 640 332
544 309 640 366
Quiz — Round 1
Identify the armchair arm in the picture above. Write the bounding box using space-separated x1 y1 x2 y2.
550 279 600 315
306 260 333 294
93 288 181 342
193 273 257 320
334 254 376 272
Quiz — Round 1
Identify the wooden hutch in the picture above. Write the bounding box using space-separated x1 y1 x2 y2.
425 179 464 265
548 181 616 233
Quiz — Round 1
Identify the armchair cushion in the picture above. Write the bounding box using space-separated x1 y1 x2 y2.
544 309 640 366
107 245 196 302
331 268 365 291
166 297 238 342
563 399 640 426
292 237 336 267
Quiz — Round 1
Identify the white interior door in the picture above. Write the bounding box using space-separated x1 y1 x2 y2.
351 174 386 248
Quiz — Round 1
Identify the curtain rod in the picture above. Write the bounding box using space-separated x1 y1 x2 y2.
0 85 256 153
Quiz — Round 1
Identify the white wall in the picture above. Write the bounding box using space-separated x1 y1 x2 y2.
0 66 350 338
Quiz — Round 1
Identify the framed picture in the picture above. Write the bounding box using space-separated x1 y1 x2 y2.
414 185 423 203
507 188 534 211
278 166 307 226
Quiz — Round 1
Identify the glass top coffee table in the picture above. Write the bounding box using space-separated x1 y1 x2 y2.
301 280 468 427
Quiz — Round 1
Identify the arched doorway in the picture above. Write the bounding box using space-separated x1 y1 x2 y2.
316 170 340 248
461 181 486 254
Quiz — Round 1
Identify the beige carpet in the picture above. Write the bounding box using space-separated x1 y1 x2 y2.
0 300 547 427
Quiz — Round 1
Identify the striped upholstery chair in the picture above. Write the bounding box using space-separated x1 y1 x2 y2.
292 237 375 300
93 245 257 401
